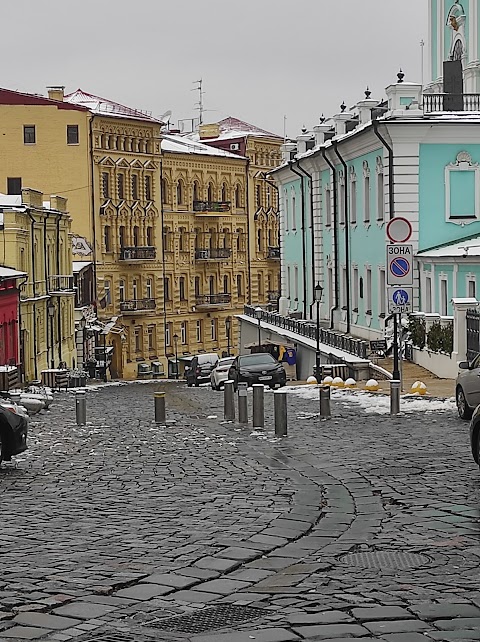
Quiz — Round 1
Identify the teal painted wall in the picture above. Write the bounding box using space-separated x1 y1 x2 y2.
419 143 480 250
432 0 439 80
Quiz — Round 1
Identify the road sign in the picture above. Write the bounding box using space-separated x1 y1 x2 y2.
387 244 414 285
388 287 413 314
386 217 413 243
370 340 388 352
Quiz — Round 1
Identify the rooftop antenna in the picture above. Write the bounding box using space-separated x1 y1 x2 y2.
420 39 425 88
283 115 287 142
192 79 205 125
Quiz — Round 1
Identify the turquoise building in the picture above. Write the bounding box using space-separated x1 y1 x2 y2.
271 0 480 342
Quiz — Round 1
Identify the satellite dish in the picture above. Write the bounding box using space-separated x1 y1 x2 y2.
159 110 172 123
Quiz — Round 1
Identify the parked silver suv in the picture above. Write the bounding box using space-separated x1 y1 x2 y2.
456 354 480 419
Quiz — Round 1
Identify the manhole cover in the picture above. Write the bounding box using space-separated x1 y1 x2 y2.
150 605 267 634
340 550 431 570
368 466 424 477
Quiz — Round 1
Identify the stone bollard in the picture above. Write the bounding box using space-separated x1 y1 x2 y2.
238 382 248 424
274 390 287 437
224 380 235 422
320 385 331 419
154 391 166 425
252 384 265 429
75 388 87 426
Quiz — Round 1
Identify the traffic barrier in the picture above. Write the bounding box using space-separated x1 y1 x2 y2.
224 381 235 422
274 391 287 437
76 389 87 426
252 384 265 429
154 391 166 425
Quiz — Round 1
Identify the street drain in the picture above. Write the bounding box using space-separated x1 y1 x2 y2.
340 550 431 570
368 466 424 477
149 605 267 634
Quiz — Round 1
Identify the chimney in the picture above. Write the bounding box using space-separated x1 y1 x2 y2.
313 116 331 146
333 102 353 136
198 123 220 140
356 87 380 125
47 86 65 102
281 142 297 163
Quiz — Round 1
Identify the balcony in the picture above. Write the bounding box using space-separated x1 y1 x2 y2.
48 275 75 292
193 200 231 216
268 246 280 259
120 298 156 314
195 294 231 308
423 93 480 112
120 247 156 261
195 248 232 261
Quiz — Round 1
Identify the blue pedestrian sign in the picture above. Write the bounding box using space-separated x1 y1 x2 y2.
387 244 413 286
387 287 413 314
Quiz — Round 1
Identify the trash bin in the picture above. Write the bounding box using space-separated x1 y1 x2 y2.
151 362 164 379
137 363 152 380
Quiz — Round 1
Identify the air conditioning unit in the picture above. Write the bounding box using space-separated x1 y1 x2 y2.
230 143 240 151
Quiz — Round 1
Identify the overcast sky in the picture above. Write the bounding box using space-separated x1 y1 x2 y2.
3 0 427 137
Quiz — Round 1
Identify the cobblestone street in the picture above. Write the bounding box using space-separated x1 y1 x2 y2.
1 382 480 641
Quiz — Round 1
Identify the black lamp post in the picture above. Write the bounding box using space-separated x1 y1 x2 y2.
314 283 324 379
173 333 179 379
226 317 231 357
255 307 263 350
47 300 55 369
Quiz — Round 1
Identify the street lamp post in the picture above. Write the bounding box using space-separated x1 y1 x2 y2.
314 283 324 380
173 333 179 379
47 300 55 369
255 307 263 351
226 317 231 357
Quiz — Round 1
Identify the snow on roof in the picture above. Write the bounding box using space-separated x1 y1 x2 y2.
162 133 245 159
187 116 282 142
418 236 480 259
65 89 163 125
73 261 93 273
0 87 88 112
0 266 27 280
0 194 22 207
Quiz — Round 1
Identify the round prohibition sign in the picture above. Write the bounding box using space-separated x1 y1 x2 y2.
390 257 410 279
386 217 413 243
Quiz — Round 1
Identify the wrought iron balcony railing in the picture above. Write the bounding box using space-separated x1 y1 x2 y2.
120 298 156 313
193 200 231 213
423 93 480 112
48 275 75 292
196 294 231 307
120 247 156 261
195 248 232 260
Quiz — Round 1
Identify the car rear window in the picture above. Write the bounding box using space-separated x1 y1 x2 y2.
198 354 218 365
239 354 276 366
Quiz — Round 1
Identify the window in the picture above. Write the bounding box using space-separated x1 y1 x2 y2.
257 229 263 252
377 173 385 221
342 268 347 308
353 268 359 311
287 266 291 298
119 279 125 303
179 277 186 301
67 125 79 145
119 226 126 249
179 227 185 252
294 266 299 300
339 181 346 225
285 191 289 231
148 325 155 351
350 179 357 224
181 321 187 344
147 226 153 246
440 278 448 316
237 274 243 297
291 192 296 230
145 175 152 201
133 226 140 247
379 269 386 316
104 225 111 252
196 320 202 342
221 183 228 202
7 177 21 195
164 277 171 301
236 229 243 251
207 183 214 202
235 185 242 208
177 180 184 205
325 187 332 226
425 276 432 313
364 175 370 224
193 181 200 202
209 276 215 295
132 278 138 300
132 175 139 201
195 276 200 297
161 178 168 204
222 228 229 249
258 273 264 298
163 227 170 252
102 172 110 198
118 174 125 200
211 318 217 341
165 323 172 346
23 125 36 144
146 277 153 299
328 268 333 308
134 326 142 352
256 185 261 207
223 275 229 293
104 279 111 305
366 268 372 314
468 279 476 299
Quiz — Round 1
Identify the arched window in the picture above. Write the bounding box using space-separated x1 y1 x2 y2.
131 175 139 201
119 225 126 249
133 225 140 247
257 228 263 252
223 275 230 293
132 278 138 300
235 185 242 208
177 180 185 205
207 183 214 203
146 226 153 246
268 228 273 246
209 276 215 295
193 180 200 203
104 225 111 252
222 228 229 249
452 39 464 62
146 277 153 299
161 178 168 204
178 227 186 252
237 274 243 297
221 183 228 202
236 228 243 251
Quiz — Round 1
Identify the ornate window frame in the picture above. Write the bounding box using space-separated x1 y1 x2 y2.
445 151 480 225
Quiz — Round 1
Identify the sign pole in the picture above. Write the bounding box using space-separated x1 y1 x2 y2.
390 313 401 416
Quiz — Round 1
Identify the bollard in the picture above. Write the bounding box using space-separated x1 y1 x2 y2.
154 391 166 425
224 380 235 422
238 382 248 424
75 388 87 426
274 391 287 437
390 379 401 416
252 384 265 429
319 385 331 419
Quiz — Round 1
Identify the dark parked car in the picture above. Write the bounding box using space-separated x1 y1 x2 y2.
186 353 219 387
0 404 28 463
228 353 286 390
469 405 480 469
456 355 480 419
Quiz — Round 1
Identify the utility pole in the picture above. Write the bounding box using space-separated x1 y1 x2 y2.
420 39 425 88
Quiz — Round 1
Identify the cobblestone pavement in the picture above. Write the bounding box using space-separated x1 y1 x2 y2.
0 382 479 641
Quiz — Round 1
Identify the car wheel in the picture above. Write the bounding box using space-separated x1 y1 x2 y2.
187 380 193 387
195 381 200 387
474 428 480 467
456 386 473 420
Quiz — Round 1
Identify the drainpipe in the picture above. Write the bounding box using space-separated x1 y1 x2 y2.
288 162 308 319
89 116 98 299
160 156 167 359
245 158 252 305
43 211 52 367
321 148 340 329
17 276 28 383
56 214 62 362
373 118 395 219
332 141 351 334
296 161 316 318
26 211 38 379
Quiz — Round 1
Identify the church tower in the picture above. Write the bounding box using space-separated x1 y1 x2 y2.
428 1 480 93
